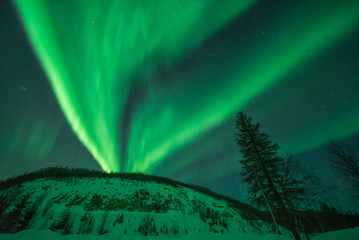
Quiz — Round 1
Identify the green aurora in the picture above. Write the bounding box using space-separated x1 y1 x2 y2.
14 0 359 174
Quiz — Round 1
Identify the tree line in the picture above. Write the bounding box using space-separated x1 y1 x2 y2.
235 112 359 240
0 166 265 221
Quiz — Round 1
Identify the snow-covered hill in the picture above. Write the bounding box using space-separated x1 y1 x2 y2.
0 175 288 238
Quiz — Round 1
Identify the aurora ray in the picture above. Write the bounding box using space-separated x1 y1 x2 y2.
13 0 359 176
128 0 359 173
14 0 257 172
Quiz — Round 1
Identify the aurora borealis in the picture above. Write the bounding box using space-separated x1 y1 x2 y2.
1 0 359 209
14 0 258 172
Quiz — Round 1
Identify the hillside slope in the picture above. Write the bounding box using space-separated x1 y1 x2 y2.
0 172 288 238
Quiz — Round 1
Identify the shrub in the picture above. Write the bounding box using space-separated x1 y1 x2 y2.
138 215 156 236
113 213 124 226
98 211 108 235
0 194 30 233
17 198 41 231
84 194 103 211
50 208 71 233
77 212 94 234
42 199 54 216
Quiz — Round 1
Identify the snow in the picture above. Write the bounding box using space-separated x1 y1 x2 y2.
0 229 291 240
0 228 358 240
2 177 357 240
1 177 286 237
311 227 359 240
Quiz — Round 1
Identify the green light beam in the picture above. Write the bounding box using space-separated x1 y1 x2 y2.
130 0 359 173
15 0 257 172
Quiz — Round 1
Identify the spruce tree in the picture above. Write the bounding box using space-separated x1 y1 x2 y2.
235 112 301 240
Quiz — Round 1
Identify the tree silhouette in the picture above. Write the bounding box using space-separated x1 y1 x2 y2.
235 112 301 240
329 142 359 199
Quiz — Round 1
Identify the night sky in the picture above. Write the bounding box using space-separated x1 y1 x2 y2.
1 0 358 210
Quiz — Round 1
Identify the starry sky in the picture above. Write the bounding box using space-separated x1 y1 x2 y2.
1 0 358 210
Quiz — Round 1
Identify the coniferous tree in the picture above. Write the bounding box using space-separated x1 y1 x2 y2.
235 112 301 240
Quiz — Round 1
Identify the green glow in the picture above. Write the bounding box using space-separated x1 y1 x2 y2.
285 112 359 154
129 1 359 172
10 116 61 159
15 0 257 172
14 0 359 175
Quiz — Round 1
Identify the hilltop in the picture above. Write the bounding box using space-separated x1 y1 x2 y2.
1 167 358 239
0 167 286 238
